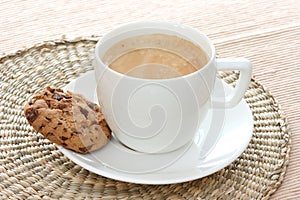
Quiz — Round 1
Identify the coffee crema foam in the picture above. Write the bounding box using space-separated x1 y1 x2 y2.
103 34 208 79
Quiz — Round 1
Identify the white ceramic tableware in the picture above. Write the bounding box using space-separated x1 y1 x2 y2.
93 21 252 153
61 71 253 184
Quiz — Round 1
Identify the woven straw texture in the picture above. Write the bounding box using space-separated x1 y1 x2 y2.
0 37 290 199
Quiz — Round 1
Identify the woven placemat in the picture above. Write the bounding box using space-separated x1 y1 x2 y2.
0 37 290 200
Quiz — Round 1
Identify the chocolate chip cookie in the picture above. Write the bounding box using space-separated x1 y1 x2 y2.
24 86 111 154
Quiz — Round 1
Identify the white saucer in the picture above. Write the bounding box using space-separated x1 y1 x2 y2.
59 71 253 185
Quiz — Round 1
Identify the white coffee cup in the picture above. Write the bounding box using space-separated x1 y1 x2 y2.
94 21 252 154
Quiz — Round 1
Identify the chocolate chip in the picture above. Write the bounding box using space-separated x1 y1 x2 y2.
62 95 72 99
38 124 45 131
73 131 82 135
45 100 51 107
52 93 62 101
87 102 97 109
79 145 93 153
62 142 67 146
58 122 62 125
60 136 68 140
26 109 38 123
80 107 88 118
79 147 87 153
63 128 67 132
45 117 51 122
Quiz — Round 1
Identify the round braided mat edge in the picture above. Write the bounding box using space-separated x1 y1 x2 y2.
0 37 290 200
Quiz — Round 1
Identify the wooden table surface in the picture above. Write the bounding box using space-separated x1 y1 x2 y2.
1 0 299 199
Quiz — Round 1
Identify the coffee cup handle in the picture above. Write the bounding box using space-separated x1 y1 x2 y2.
213 58 252 108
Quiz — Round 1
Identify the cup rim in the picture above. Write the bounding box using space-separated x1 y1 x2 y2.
94 21 216 81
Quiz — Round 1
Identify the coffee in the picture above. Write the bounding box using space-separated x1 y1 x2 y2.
103 34 208 79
